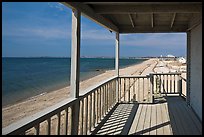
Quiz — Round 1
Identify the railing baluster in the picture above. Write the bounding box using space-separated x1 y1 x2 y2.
159 75 161 94
108 82 110 109
124 78 126 102
47 118 51 135
170 75 172 93
96 89 98 122
85 97 88 135
167 75 169 93
64 108 68 135
119 78 121 102
93 92 95 128
112 81 114 106
89 94 92 133
103 85 105 116
81 100 84 135
99 87 101 121
138 78 140 102
106 83 108 111
57 112 61 135
174 74 176 93
128 78 130 102
143 78 144 101
109 81 112 108
34 124 40 135
162 75 164 93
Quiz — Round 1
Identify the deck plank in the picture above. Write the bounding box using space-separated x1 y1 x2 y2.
156 103 164 135
167 97 185 135
96 104 125 135
176 99 200 135
174 99 194 135
128 104 142 135
180 101 202 133
94 96 201 135
135 104 146 135
149 104 157 135
162 102 172 135
142 104 151 135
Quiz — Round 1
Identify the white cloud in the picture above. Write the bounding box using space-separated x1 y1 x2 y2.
120 33 186 49
3 27 71 40
47 2 65 11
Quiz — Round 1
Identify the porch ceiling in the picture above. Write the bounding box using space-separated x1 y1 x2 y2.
63 2 202 33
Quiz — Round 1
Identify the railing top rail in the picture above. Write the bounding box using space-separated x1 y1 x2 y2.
180 76 187 82
150 72 181 75
2 97 76 135
119 75 149 78
79 75 118 97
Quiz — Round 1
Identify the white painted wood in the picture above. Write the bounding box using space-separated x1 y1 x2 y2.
119 25 188 33
115 32 119 76
93 4 201 14
142 105 151 135
70 9 81 99
151 13 154 28
161 103 172 135
156 104 163 135
135 105 146 135
150 104 157 135
128 14 135 28
170 13 176 28
70 9 81 135
62 2 119 32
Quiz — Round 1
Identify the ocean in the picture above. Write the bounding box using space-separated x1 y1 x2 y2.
2 57 147 107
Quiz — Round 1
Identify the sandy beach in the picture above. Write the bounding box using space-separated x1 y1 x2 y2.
2 58 186 128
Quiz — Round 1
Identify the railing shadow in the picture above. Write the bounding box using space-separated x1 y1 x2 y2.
91 102 139 135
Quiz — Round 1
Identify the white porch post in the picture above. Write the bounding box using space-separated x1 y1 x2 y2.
115 32 119 102
70 9 81 135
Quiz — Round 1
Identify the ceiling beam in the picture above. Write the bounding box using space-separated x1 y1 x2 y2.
151 13 154 28
62 2 119 33
128 14 135 28
83 2 201 5
187 14 202 31
93 4 202 14
119 25 188 33
170 13 176 28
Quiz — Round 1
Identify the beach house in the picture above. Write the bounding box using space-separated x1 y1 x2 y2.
2 2 202 135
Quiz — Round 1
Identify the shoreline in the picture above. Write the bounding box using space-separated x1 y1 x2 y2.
2 59 157 128
2 58 147 108
2 70 106 108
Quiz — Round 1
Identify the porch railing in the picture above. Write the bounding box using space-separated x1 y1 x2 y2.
2 73 184 135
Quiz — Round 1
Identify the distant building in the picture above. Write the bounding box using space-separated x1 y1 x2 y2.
177 57 186 64
163 54 176 61
166 54 175 58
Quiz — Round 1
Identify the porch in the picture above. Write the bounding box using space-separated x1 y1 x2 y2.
2 73 202 135
94 96 202 135
2 2 202 135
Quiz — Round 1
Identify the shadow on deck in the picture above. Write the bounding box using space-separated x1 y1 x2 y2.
92 96 202 135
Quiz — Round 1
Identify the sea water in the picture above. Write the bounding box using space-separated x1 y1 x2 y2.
2 57 147 107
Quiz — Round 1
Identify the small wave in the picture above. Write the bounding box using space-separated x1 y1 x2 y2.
30 92 47 99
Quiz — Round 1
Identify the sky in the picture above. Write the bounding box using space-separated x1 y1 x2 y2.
2 2 187 57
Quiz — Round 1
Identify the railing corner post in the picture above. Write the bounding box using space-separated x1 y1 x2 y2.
149 73 154 104
71 99 80 135
179 75 182 97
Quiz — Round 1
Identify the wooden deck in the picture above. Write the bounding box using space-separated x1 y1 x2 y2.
93 96 202 135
